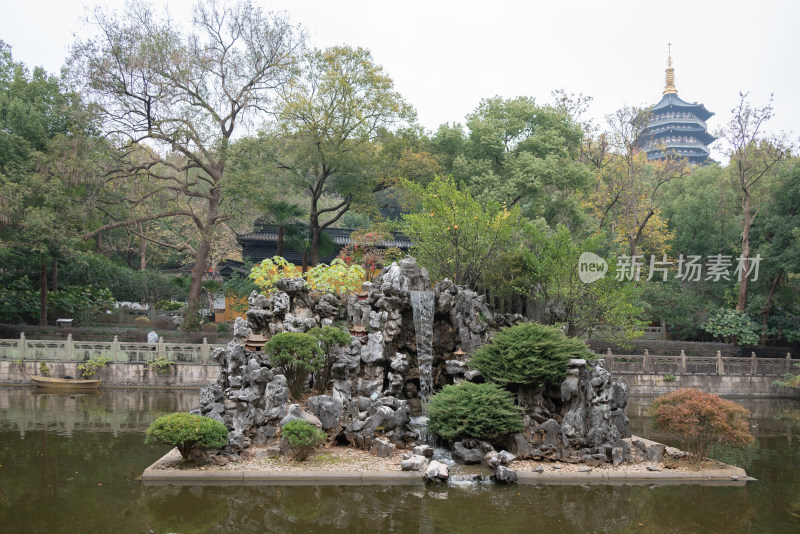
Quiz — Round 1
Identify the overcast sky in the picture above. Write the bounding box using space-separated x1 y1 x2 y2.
3 0 798 161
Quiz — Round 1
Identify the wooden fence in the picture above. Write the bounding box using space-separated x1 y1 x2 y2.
603 349 796 377
0 334 224 364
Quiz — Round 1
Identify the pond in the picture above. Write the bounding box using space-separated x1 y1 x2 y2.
1 387 798 533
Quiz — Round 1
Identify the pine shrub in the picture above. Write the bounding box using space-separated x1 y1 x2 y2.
145 412 228 460
265 332 324 400
282 419 327 460
469 322 594 387
426 382 524 441
308 326 352 394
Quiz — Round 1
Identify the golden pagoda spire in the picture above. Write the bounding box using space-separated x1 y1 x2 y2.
663 43 677 95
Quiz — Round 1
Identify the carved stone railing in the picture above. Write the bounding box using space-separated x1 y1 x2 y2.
603 348 796 377
0 334 223 364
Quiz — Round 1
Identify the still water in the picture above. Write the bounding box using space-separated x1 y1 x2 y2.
1 387 799 533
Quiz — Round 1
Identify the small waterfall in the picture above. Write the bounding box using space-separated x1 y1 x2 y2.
410 290 435 405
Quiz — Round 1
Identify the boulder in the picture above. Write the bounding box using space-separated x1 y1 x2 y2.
492 465 518 484
306 395 344 430
452 441 484 465
423 460 449 483
370 437 396 458
401 454 428 471
279 404 323 429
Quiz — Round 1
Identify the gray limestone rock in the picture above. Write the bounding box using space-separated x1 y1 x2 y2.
401 454 428 471
413 445 434 458
463 369 483 382
452 441 484 465
279 404 323 429
370 437 396 458
646 443 667 462
233 317 252 339
423 460 449 483
493 465 518 484
360 331 385 363
274 277 306 294
488 450 516 467
306 395 344 430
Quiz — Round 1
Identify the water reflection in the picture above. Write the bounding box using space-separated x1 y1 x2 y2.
1 387 799 533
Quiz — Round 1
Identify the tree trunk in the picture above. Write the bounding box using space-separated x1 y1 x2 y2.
277 226 284 258
140 224 149 270
186 237 212 328
39 262 48 326
309 204 321 266
761 272 783 342
51 257 58 292
737 191 753 312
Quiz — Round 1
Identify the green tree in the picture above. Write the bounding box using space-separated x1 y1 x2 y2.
484 221 646 342
308 326 351 394
267 45 415 265
433 96 592 232
718 93 792 312
70 0 304 325
401 176 521 288
265 332 323 399
0 40 105 324
255 200 306 258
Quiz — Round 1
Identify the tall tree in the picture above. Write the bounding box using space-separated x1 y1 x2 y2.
0 41 104 324
432 96 592 233
719 93 791 312
268 45 415 265
589 106 688 257
70 0 303 324
256 200 305 258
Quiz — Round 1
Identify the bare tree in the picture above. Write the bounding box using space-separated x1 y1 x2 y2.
70 0 304 323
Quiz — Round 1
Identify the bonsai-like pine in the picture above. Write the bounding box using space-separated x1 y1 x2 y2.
265 332 323 399
469 322 594 387
426 382 524 441
145 412 228 461
649 388 753 463
282 419 327 461
308 326 352 394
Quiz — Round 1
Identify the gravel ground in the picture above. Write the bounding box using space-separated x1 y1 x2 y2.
148 436 728 474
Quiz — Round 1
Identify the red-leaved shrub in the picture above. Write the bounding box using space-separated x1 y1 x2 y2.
649 388 753 463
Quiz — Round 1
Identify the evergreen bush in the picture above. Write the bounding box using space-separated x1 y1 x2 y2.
145 412 228 460
282 419 326 460
308 326 352 394
426 382 524 441
265 332 324 399
469 322 594 387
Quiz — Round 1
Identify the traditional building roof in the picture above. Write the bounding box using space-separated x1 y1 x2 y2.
237 227 412 265
638 47 716 164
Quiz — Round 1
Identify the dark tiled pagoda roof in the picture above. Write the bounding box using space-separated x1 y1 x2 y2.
238 227 412 265
638 52 716 164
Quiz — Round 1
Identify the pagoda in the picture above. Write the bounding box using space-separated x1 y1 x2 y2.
639 48 715 164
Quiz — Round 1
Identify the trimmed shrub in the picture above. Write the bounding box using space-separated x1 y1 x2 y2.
469 322 594 387
282 419 326 460
308 326 352 394
134 316 151 327
426 382 524 442
145 412 228 460
265 332 324 399
649 388 753 463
